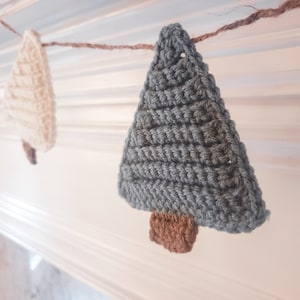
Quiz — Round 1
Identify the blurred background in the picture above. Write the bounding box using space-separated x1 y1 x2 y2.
0 1 300 299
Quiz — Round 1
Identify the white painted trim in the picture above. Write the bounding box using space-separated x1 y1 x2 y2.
0 194 277 300
0 0 38 18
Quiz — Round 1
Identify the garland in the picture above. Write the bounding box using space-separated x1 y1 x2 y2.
0 0 299 165
1 0 299 50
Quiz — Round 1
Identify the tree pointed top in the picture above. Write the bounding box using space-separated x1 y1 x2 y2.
151 23 197 70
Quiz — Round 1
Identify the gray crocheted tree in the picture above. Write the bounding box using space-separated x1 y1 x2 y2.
119 23 269 253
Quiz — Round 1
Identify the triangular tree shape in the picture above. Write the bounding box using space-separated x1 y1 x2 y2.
119 23 269 253
4 30 56 161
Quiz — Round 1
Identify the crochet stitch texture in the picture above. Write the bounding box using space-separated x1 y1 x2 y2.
4 30 56 151
119 23 269 234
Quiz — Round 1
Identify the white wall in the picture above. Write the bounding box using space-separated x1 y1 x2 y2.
0 1 300 299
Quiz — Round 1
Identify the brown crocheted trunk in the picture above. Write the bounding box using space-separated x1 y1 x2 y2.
22 140 37 165
149 211 198 253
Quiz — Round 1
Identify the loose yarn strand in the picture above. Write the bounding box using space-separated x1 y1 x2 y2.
191 0 300 43
41 41 154 50
1 0 300 50
0 19 21 36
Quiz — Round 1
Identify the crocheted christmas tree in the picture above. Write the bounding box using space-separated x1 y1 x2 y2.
4 30 56 164
119 23 269 253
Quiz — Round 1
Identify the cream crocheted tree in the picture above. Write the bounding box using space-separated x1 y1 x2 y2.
4 30 56 163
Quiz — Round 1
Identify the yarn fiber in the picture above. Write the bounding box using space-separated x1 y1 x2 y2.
4 30 56 151
119 23 269 234
150 211 198 253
